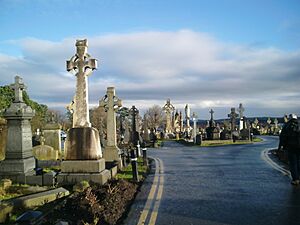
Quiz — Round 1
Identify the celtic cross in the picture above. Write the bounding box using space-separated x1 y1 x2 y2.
66 39 97 127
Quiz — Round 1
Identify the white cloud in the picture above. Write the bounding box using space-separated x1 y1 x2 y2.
0 30 299 118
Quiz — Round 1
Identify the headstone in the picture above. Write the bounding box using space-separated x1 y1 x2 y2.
0 76 36 183
32 135 58 160
58 40 110 186
195 134 202 145
162 99 175 134
99 87 122 165
43 112 62 154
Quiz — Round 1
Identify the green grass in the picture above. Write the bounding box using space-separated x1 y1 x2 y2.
116 158 148 181
175 136 263 147
43 166 61 173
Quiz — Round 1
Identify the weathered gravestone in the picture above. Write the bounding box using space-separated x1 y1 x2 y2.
32 134 58 160
0 76 36 183
58 39 110 185
99 87 122 166
43 112 62 154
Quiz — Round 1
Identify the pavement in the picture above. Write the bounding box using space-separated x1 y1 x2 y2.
125 136 300 225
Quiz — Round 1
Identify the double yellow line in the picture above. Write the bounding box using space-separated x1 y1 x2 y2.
137 158 164 225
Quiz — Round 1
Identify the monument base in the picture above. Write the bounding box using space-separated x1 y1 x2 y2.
0 157 36 183
57 159 111 185
103 146 122 169
57 170 111 185
65 127 102 160
0 157 35 173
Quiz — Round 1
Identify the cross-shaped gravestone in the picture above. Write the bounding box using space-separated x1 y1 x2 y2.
162 99 175 133
238 103 245 119
267 118 271 125
66 39 97 128
209 109 214 121
11 76 26 103
228 108 239 132
99 87 122 148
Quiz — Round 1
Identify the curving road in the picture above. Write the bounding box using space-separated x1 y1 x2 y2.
144 136 300 225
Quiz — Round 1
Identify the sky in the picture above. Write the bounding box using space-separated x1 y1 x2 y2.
0 0 299 119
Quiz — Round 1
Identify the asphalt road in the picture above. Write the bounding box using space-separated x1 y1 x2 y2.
146 136 300 225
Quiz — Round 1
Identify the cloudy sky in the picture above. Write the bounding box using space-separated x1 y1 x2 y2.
0 0 299 119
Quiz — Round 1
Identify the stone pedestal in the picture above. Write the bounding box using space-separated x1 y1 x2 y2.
57 159 110 185
58 127 110 185
64 127 102 160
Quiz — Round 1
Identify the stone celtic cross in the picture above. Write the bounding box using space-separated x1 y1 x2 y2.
66 39 97 127
228 108 239 130
11 76 26 103
99 87 122 147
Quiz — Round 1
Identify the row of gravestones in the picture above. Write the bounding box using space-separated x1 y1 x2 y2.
0 39 141 186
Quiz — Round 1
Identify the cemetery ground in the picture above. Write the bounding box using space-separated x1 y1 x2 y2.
0 158 150 224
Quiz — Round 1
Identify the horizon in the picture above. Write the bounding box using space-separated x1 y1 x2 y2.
0 0 299 119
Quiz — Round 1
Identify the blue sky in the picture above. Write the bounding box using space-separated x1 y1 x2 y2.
0 0 300 118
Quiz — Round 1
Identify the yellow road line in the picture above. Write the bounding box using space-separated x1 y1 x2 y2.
137 158 160 225
148 158 164 225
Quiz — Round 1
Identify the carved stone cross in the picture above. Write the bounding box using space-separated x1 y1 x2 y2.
66 39 97 128
99 87 122 147
11 76 26 103
228 108 239 131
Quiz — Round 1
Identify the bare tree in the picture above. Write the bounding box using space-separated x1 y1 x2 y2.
144 105 165 131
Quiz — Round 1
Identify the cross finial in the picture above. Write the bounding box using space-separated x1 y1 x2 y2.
11 76 26 103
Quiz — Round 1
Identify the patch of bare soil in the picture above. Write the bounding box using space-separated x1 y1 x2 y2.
41 179 138 225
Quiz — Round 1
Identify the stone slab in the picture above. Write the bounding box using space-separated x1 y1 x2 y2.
57 169 111 185
12 187 69 209
61 159 105 173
